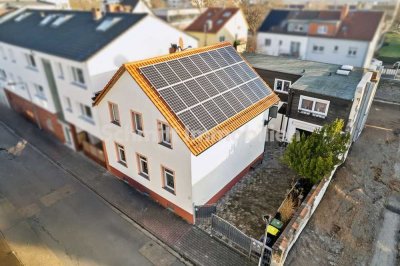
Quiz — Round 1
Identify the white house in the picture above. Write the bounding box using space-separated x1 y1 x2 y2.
93 43 279 223
0 8 197 164
257 6 384 68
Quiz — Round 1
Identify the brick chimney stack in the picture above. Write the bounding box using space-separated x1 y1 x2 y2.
340 5 349 20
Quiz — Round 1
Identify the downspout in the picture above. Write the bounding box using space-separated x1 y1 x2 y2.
283 89 295 142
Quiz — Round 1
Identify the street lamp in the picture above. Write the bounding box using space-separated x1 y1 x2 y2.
7 81 42 129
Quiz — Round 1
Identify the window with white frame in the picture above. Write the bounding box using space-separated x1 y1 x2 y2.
65 97 72 112
115 143 126 166
317 25 328 34
162 166 175 193
132 111 144 136
34 84 46 99
158 121 172 147
312 45 324 53
57 62 64 79
137 154 149 178
298 95 330 117
25 53 36 68
79 103 93 120
348 47 357 57
0 69 6 80
108 102 120 126
274 79 291 94
265 39 271 46
71 66 85 85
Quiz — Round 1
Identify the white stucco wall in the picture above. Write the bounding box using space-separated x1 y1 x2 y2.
97 72 194 214
306 37 370 67
190 111 268 205
285 118 321 142
221 10 249 42
256 32 308 59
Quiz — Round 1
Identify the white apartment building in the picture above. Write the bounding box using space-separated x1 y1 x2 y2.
257 7 384 68
0 8 197 165
93 43 280 222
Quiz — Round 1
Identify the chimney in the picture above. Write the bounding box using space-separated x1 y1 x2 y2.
340 5 349 20
169 44 178 54
92 8 102 20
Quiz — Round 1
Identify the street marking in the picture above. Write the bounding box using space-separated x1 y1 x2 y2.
365 124 393 131
40 185 75 207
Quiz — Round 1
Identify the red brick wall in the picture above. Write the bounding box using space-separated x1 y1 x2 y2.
5 90 65 143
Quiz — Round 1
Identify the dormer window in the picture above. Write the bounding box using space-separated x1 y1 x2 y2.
223 11 231 17
96 17 122 32
51 15 74 27
317 25 328 34
217 19 223 25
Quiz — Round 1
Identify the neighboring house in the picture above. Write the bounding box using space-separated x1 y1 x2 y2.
0 8 197 164
166 0 192 9
92 43 280 223
244 53 380 143
153 7 204 29
257 6 385 68
104 0 153 14
185 7 249 52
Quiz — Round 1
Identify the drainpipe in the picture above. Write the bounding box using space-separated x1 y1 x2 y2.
283 89 294 142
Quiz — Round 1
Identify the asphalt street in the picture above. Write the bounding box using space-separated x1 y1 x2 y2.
0 123 184 266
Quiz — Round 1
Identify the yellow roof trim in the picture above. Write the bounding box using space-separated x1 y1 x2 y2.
94 42 280 156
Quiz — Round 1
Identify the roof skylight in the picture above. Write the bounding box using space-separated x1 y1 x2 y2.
96 17 122 32
40 14 57 26
51 14 74 27
14 12 32 22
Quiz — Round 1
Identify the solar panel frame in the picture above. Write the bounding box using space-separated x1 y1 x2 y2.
172 83 199 107
199 52 220 70
208 49 229 67
202 99 228 124
195 76 219 97
215 69 235 89
167 60 192 81
191 104 218 130
184 79 210 102
177 110 206 137
224 67 243 85
213 95 237 118
154 62 181 85
179 57 202 77
216 48 236 65
239 83 259 104
232 87 252 108
190 54 212 73
140 65 169 89
205 72 228 93
254 79 271 97
222 91 245 113
248 81 266 100
239 62 258 79
159 87 187 113
232 64 251 82
224 46 243 62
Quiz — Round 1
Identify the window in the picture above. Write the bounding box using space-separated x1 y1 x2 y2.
51 14 74 27
65 97 72 112
115 143 126 166
348 47 357 57
14 12 32 22
298 95 330 117
137 154 149 178
334 45 339 52
274 79 291 94
162 166 175 193
9 49 15 62
96 17 122 32
317 25 328 34
57 63 64 79
71 66 85 85
34 84 46 99
158 121 172 148
312 45 324 53
131 111 144 136
108 102 120 126
25 53 36 68
219 35 225 42
0 47 6 60
0 69 6 80
80 103 93 120
279 40 282 45
265 39 271 46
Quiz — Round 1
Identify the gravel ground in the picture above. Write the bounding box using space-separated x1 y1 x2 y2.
214 140 297 239
285 101 400 266
375 79 400 103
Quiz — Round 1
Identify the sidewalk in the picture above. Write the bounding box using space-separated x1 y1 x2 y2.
0 105 252 266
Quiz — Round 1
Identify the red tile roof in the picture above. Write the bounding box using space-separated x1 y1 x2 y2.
185 7 239 34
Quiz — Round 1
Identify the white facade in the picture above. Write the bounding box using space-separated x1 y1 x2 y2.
257 32 308 59
220 10 249 43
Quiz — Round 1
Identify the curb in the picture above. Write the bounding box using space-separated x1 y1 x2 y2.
373 99 400 106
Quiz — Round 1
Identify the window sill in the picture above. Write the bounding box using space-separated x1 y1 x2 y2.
274 90 289 94
298 109 326 118
118 161 127 167
139 172 149 180
159 141 172 149
163 187 175 195
134 130 144 137
35 94 47 101
79 115 95 125
111 121 120 127
71 81 87 89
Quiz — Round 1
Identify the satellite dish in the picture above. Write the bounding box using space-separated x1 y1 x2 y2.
179 37 184 50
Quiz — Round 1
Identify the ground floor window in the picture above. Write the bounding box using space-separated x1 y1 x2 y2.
137 154 149 178
115 143 126 166
162 166 175 194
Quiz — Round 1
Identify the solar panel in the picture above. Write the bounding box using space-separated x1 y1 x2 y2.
224 67 243 85
205 73 228 93
154 62 181 86
140 65 169 89
203 99 227 124
179 57 202 77
224 46 243 62
232 87 252 108
215 69 235 89
159 87 187 113
222 91 245 113
190 54 212 73
213 95 236 118
239 84 259 104
199 52 220 70
216 48 236 65
208 49 229 67
167 60 191 81
172 83 199 107
232 64 251 82
248 81 265 100
196 76 219 97
239 62 258 79
184 79 209 102
178 110 206 137
254 79 271 97
191 104 218 130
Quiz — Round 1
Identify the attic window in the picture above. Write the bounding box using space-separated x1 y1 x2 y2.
40 14 57 26
96 17 122 32
216 19 223 25
14 12 32 22
223 11 231 17
51 14 74 27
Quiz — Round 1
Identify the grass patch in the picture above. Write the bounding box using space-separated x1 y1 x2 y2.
377 31 400 64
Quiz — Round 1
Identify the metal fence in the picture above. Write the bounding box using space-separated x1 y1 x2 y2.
210 214 271 263
381 67 399 80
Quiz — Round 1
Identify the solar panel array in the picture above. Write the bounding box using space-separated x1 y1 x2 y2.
139 46 272 137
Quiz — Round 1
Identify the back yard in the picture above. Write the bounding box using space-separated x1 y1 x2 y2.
377 31 400 64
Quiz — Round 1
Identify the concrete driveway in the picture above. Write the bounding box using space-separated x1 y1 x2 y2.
0 123 183 266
